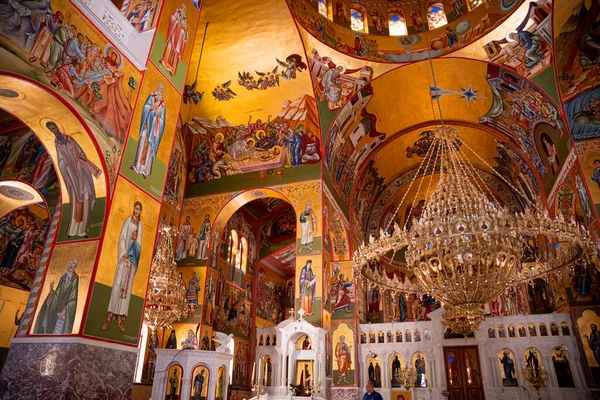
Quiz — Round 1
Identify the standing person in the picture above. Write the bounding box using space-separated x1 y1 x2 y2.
102 202 143 333
176 216 191 260
362 380 383 400
48 121 100 238
131 82 166 177
168 369 179 400
299 201 317 253
34 260 79 334
160 3 188 76
195 214 211 260
299 260 316 315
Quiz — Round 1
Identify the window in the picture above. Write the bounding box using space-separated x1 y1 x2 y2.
227 229 248 285
240 237 248 273
467 0 484 10
227 229 239 266
318 0 328 18
388 11 407 36
427 3 448 30
350 5 368 33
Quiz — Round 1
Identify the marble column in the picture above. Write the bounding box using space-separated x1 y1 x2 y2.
0 337 138 399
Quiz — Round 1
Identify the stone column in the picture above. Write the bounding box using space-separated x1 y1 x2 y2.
0 1 201 398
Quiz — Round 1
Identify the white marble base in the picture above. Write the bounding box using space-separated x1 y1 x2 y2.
151 349 234 400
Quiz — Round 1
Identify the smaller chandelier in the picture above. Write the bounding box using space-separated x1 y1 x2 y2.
400 363 416 390
522 360 549 400
442 305 484 338
144 226 187 330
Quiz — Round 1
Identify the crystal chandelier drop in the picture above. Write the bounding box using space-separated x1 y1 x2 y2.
144 226 187 330
353 125 591 334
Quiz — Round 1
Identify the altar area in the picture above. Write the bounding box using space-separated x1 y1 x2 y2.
151 338 235 400
251 310 329 400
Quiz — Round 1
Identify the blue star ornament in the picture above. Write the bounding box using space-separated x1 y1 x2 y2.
459 84 484 104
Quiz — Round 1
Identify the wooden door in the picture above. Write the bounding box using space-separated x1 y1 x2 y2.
443 346 485 400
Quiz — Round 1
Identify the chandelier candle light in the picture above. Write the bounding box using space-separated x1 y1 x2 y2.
353 123 590 335
144 225 187 330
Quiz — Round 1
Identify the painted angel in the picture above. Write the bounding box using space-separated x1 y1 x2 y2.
277 54 307 80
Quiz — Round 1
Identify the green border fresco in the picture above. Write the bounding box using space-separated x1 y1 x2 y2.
56 197 106 242
120 137 168 200
149 33 187 93
83 282 144 345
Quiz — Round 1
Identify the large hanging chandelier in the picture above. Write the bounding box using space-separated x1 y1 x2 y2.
353 123 590 334
144 226 187 330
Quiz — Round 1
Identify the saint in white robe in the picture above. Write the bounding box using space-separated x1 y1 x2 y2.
107 216 142 319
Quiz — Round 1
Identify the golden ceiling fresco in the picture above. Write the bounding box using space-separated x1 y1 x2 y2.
320 58 570 240
178 0 595 246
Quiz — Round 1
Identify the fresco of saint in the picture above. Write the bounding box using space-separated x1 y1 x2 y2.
34 260 79 334
102 201 143 333
48 121 101 238
160 4 188 76
131 82 166 178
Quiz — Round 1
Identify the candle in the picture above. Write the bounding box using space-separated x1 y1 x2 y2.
258 357 262 385
252 361 256 385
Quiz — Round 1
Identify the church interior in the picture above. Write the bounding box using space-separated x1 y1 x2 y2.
1 0 600 399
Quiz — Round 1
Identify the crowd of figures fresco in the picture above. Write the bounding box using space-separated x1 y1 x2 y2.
185 94 320 185
0 206 49 291
0 131 58 205
0 0 143 186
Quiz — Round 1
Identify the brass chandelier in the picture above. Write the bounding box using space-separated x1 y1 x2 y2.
144 225 187 330
353 125 590 335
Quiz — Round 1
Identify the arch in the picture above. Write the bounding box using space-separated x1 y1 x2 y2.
498 348 518 387
377 330 384 343
0 179 51 290
350 4 368 33
259 334 264 345
550 322 559 336
369 331 376 343
423 328 431 341
497 324 506 338
528 323 537 337
216 366 226 400
414 329 422 342
165 363 183 399
366 353 382 388
488 325 496 339
190 364 210 399
263 355 274 386
524 347 543 372
296 334 313 350
208 188 297 265
518 323 527 337
396 329 403 342
386 330 394 343
412 351 427 387
318 0 329 18
539 322 548 336
551 347 576 388
388 9 408 36
389 352 404 387
466 0 484 11
360 332 367 344
405 329 412 342
507 324 516 337
561 321 571 335
426 3 448 30
0 73 109 235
